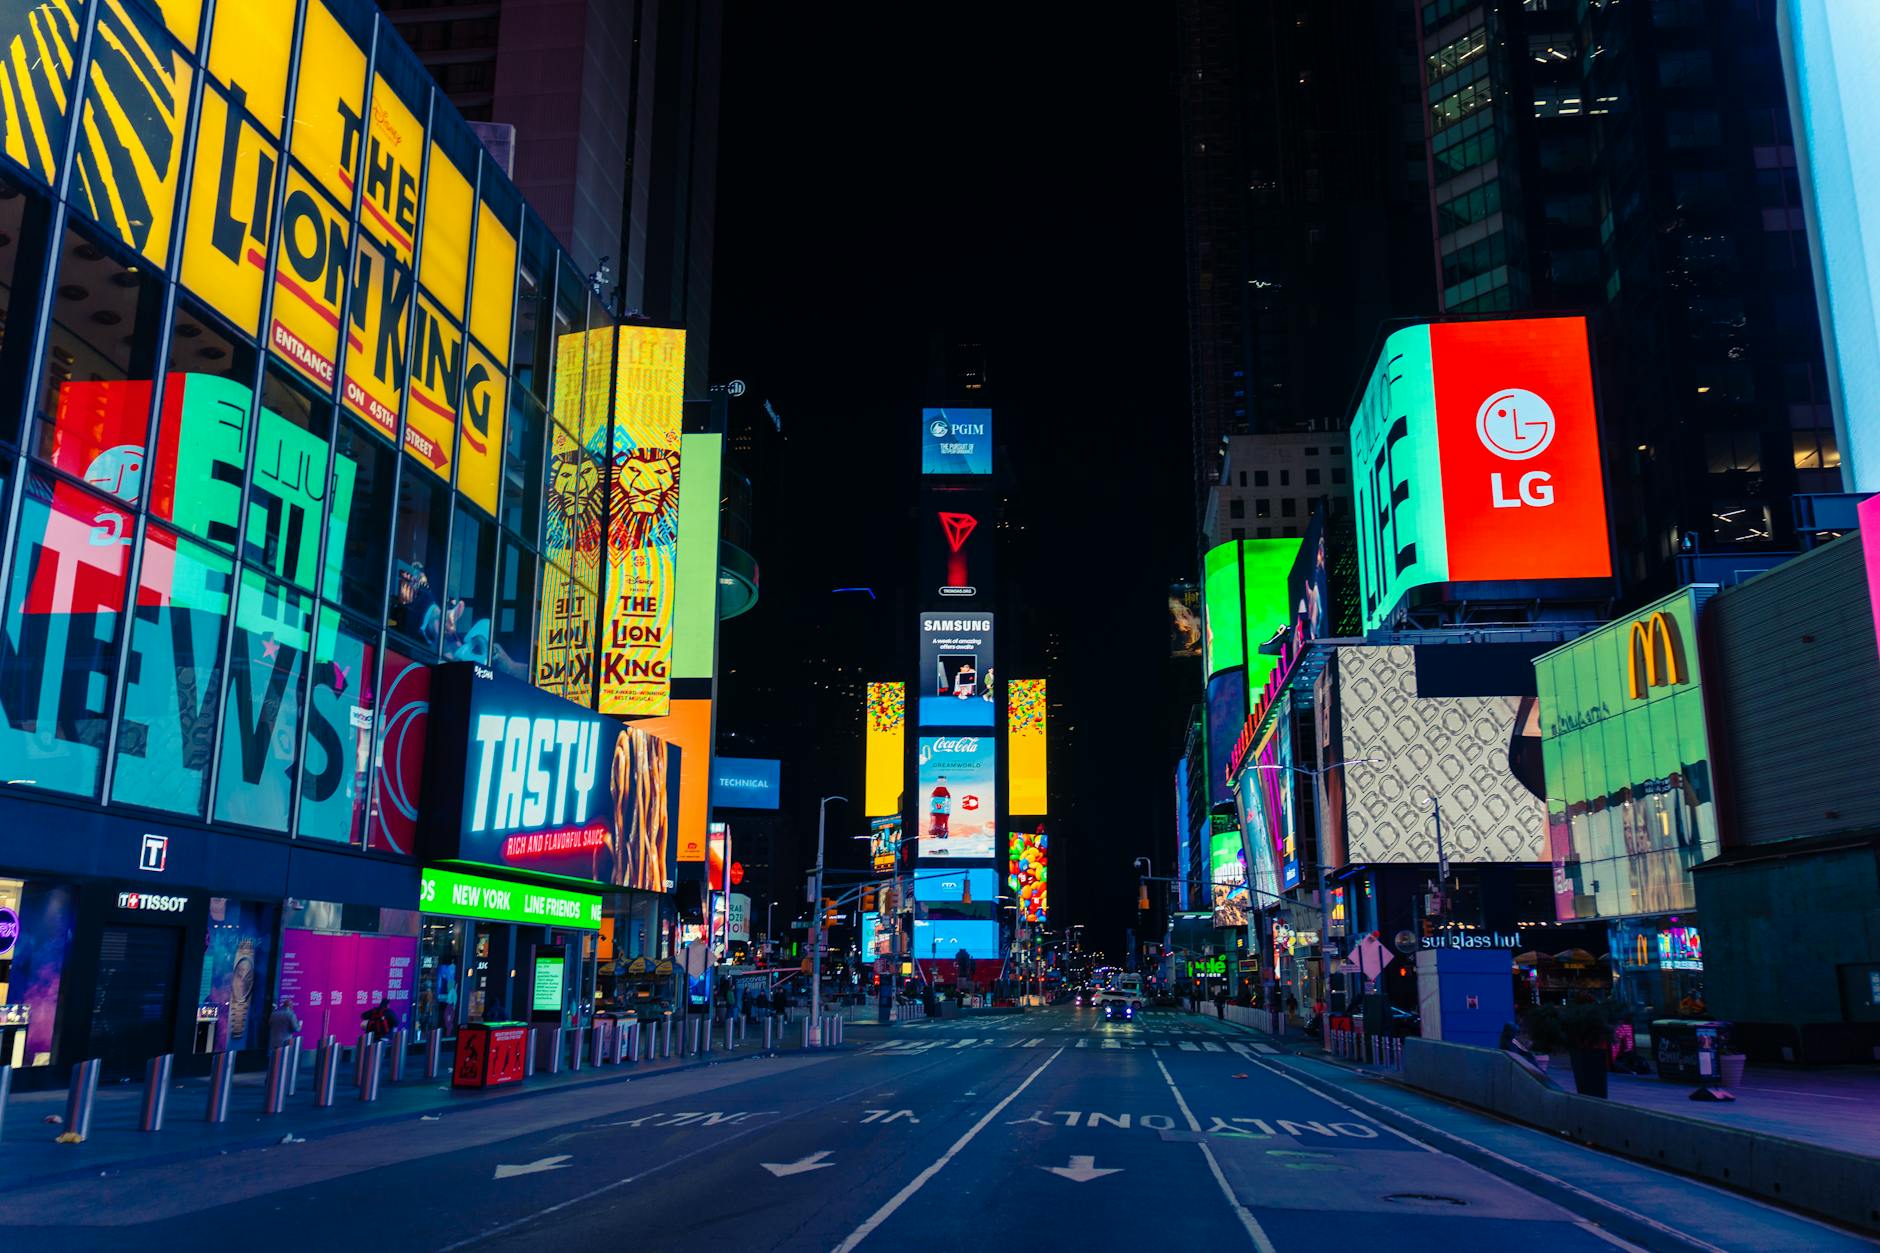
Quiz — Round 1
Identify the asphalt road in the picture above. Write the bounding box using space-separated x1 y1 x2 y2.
9 1008 1874 1252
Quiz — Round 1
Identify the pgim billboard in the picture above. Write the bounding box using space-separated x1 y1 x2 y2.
1351 316 1611 631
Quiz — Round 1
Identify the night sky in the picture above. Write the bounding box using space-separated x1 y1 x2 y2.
709 11 1192 956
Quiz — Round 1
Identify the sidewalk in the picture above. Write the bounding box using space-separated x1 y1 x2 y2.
0 1019 826 1193
1602 1064 1880 1158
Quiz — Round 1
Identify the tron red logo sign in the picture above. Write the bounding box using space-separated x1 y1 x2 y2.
939 512 978 552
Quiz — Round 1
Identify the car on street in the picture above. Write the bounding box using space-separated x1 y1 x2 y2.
1092 977 1145 1011
1102 1000 1137 1023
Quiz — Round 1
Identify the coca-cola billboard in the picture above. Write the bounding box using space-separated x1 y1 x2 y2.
916 735 996 860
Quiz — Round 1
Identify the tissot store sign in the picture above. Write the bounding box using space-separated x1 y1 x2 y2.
422 665 681 891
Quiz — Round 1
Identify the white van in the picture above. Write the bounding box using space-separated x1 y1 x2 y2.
1094 976 1145 1010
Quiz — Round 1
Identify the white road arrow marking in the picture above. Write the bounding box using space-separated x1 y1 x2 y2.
1043 1155 1122 1183
762 1150 835 1177
494 1155 573 1180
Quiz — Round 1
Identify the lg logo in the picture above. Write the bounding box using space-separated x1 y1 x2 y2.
1476 388 1556 508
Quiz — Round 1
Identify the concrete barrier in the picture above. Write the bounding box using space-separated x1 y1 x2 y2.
1399 1037 1880 1235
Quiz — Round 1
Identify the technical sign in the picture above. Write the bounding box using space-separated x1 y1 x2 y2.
918 614 996 728
421 664 680 890
1351 317 1611 630
712 757 781 809
921 407 993 475
916 736 996 860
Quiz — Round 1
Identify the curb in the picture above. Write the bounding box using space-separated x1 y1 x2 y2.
0 1043 844 1195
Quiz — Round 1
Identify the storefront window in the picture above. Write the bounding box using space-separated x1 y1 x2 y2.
2 880 77 1067
111 524 233 816
417 918 465 1038
387 461 450 651
328 416 394 617
213 565 312 832
31 221 167 503
367 642 429 856
444 506 495 662
0 469 133 798
201 897 276 1052
502 388 545 541
0 177 47 446
492 537 534 680
149 305 258 553
296 607 376 844
253 367 338 594
71 0 193 266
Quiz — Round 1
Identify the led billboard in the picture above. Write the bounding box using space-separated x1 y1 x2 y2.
916 735 996 859
921 407 993 475
1007 678 1047 815
1203 671 1246 810
1779 1 1880 490
870 815 903 873
913 919 1001 961
1209 825 1249 929
629 698 711 863
421 664 680 889
1535 589 1718 921
1351 317 1611 631
864 682 906 818
671 434 724 680
713 757 781 810
916 867 998 920
603 325 687 716
918 613 996 727
1008 828 1047 923
1331 645 1546 865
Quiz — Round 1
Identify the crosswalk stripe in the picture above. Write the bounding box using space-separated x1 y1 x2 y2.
1202 1042 1225 1053
1178 1041 1199 1052
1250 1042 1278 1054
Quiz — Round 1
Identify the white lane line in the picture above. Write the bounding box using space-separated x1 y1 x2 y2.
1151 1050 1277 1253
832 1048 1065 1253
1242 1055 1731 1253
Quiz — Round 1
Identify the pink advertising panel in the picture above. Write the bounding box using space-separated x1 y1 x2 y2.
277 930 418 1049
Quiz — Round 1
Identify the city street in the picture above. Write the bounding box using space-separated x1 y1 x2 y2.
6 1009 1869 1253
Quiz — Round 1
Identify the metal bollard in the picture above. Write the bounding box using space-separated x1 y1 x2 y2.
426 1027 443 1079
569 1026 585 1072
802 1017 812 1049
359 1040 384 1102
662 1016 673 1058
542 1027 563 1075
615 1022 632 1064
315 1040 341 1107
264 1045 290 1114
390 1028 408 1082
764 1017 774 1050
287 1037 302 1096
141 1055 172 1131
354 1033 371 1088
65 1058 101 1141
592 1024 607 1067
206 1050 236 1123
0 1063 10 1143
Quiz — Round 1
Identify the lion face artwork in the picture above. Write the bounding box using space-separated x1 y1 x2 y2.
609 444 681 555
545 445 604 563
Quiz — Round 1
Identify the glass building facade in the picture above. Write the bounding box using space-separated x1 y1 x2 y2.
0 0 625 847
0 0 669 1079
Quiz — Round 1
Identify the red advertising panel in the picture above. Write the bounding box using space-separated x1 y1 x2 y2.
1430 318 1611 582
454 1023 528 1088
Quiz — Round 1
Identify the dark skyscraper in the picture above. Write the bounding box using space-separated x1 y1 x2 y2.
1178 1 1435 527
1416 0 1834 591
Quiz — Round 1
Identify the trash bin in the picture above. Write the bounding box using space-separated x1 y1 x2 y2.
1650 1019 1729 1084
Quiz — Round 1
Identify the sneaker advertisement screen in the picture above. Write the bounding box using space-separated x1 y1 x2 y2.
916 735 996 860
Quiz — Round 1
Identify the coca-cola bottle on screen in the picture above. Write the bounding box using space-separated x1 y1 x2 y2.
929 775 951 841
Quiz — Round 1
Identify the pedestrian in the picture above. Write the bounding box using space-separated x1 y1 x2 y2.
772 982 789 1025
1213 986 1228 1021
1285 992 1299 1019
267 998 301 1051
361 996 397 1041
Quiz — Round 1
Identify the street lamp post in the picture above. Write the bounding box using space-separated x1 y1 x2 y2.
811 795 846 1046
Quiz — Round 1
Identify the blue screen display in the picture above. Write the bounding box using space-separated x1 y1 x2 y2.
912 868 997 903
712 756 781 809
914 919 1001 961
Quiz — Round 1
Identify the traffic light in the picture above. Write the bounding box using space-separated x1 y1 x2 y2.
1138 882 1150 910
862 888 877 912
823 897 839 926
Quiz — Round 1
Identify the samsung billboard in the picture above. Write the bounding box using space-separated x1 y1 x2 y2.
918 614 996 728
